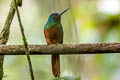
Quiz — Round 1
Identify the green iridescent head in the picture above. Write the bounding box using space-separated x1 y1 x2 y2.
48 8 69 22
44 8 69 29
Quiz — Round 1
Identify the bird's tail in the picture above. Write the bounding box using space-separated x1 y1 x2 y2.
51 55 60 77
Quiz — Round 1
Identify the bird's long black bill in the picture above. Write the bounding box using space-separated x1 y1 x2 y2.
59 8 70 16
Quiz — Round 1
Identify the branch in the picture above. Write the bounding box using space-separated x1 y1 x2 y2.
0 43 120 55
0 0 22 45
0 0 22 79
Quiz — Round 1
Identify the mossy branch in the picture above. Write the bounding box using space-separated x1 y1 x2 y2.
0 0 22 45
14 0 34 80
0 0 22 79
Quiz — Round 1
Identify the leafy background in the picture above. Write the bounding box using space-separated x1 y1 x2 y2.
0 0 120 80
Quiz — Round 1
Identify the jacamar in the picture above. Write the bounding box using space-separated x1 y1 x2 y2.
44 8 69 77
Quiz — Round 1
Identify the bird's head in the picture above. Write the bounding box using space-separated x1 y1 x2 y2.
48 8 69 23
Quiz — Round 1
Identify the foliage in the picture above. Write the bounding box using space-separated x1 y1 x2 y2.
52 76 80 80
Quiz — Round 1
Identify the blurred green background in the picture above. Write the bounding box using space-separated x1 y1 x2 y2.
0 0 120 80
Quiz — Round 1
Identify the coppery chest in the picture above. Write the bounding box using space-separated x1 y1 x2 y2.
44 26 63 44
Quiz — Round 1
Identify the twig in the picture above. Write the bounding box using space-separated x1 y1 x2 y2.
14 0 34 80
0 43 120 55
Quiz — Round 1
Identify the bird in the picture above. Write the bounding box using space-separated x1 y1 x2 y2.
44 8 69 77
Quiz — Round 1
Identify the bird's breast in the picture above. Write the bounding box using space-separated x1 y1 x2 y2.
44 26 63 44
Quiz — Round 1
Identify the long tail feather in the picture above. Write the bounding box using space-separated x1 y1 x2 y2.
51 55 60 77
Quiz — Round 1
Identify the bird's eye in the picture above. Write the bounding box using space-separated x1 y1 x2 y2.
52 15 57 19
